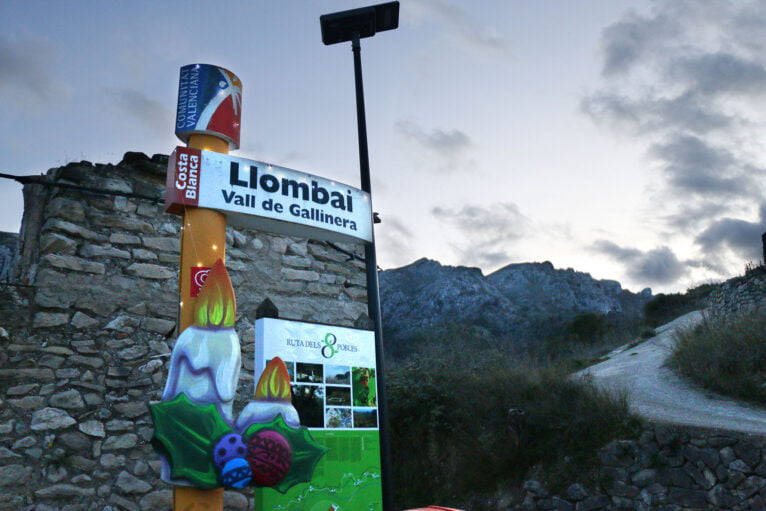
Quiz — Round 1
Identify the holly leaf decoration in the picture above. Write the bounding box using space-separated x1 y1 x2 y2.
243 415 327 493
150 393 233 489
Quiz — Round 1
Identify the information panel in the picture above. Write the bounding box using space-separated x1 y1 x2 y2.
253 318 383 511
166 146 373 244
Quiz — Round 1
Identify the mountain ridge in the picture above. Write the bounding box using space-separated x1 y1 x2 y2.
380 257 652 352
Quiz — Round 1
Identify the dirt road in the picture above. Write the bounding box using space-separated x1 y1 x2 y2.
580 310 766 435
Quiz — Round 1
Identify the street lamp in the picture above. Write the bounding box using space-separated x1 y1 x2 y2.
320 3 399 511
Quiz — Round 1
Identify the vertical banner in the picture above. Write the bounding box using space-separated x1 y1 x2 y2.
253 318 383 510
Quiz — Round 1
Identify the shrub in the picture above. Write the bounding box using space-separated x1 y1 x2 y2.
535 312 643 370
565 313 606 343
643 284 716 327
644 293 691 327
384 322 495 361
387 345 641 509
668 309 766 404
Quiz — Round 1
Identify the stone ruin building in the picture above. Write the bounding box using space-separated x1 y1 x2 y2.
0 152 370 510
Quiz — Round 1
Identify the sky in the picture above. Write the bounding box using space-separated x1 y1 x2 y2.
2 0 765 294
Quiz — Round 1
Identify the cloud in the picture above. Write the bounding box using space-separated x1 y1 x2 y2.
582 91 732 135
584 0 766 278
663 201 731 231
377 216 417 269
0 35 68 106
109 88 172 135
592 240 688 286
395 119 474 172
592 240 641 261
432 203 529 240
408 0 511 57
396 119 471 155
600 9 678 76
432 202 530 267
674 53 766 96
696 205 766 261
650 135 762 199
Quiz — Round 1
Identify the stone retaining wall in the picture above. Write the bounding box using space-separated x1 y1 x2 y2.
708 266 766 319
0 153 368 510
516 424 766 511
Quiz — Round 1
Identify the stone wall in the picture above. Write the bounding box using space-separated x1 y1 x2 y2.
516 423 766 511
708 266 766 319
0 152 368 510
0 232 17 282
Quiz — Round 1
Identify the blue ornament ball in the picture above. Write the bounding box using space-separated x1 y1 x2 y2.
220 457 252 488
213 433 247 470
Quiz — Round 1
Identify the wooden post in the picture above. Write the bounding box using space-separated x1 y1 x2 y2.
173 133 229 511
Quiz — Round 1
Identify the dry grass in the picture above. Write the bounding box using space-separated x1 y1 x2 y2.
387 345 641 509
668 309 766 405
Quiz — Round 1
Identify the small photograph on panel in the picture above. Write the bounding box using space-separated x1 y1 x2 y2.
291 384 324 428
353 409 378 428
326 386 351 406
352 367 376 407
325 407 352 429
296 362 323 384
325 365 351 385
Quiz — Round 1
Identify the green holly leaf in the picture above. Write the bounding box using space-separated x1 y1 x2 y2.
243 415 327 493
150 394 233 489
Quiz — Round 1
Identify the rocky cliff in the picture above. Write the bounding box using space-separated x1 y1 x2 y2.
380 258 652 350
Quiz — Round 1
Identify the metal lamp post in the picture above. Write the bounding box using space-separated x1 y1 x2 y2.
320 3 399 511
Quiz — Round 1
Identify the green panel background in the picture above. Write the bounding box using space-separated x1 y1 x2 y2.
255 430 382 511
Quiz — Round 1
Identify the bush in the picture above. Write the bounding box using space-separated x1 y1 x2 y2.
387 345 641 509
643 284 716 327
668 309 766 404
384 322 495 361
535 312 643 371
566 313 606 343
644 293 691 327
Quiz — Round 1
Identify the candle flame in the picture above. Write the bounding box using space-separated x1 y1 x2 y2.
193 259 235 329
255 357 291 401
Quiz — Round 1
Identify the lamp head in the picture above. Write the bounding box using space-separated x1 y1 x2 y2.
320 1 400 45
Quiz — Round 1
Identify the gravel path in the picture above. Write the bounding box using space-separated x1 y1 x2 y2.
580 310 766 435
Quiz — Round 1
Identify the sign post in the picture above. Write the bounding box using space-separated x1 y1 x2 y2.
155 61 379 511
172 143 227 510
172 63 242 511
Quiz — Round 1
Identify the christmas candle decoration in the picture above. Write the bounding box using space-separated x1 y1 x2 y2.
151 269 326 491
236 357 300 431
162 259 241 422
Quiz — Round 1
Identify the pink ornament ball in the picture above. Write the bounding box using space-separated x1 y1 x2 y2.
246 429 292 486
